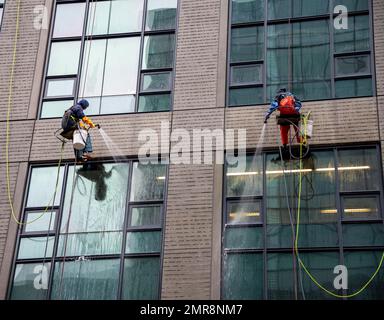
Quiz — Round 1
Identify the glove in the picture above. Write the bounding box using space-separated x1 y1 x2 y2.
82 116 95 128
264 114 270 124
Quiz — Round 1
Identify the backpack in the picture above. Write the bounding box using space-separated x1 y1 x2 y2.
61 107 73 130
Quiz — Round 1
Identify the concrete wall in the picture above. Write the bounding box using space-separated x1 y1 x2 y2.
0 0 383 300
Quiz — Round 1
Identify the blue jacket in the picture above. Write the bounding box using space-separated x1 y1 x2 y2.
265 92 302 119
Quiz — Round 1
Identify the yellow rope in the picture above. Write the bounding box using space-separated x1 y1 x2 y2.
5 0 65 226
294 113 384 298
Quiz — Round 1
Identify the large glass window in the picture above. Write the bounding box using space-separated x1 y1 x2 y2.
228 0 373 106
40 0 178 118
9 161 167 300
223 146 384 299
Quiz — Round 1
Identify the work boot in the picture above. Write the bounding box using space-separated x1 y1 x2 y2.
82 153 93 161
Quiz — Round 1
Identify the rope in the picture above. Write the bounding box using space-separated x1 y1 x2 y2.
294 113 384 298
5 1 66 227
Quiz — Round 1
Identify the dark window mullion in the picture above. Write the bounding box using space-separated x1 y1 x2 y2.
134 0 148 113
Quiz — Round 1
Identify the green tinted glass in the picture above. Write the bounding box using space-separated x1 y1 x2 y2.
126 231 162 254
223 253 263 299
231 26 264 63
11 263 50 300
122 257 160 300
232 0 264 23
225 227 263 249
344 251 384 300
227 154 263 196
52 259 120 300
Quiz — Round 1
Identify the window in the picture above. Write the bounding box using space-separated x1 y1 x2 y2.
228 0 373 106
9 161 167 300
0 0 4 29
40 0 178 118
223 146 384 299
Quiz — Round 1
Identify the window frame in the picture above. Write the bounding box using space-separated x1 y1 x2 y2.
8 159 169 300
226 0 376 107
39 0 179 119
222 144 384 299
0 0 5 30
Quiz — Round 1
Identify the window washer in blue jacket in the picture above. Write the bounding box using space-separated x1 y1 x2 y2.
264 88 303 154
61 99 98 162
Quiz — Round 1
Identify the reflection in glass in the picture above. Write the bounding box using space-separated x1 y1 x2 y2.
225 227 263 249
343 224 384 247
86 1 110 35
142 72 171 92
110 0 144 33
11 263 50 300
335 55 370 77
26 167 65 208
335 78 372 98
229 87 263 106
231 26 264 63
17 237 55 259
226 154 262 197
130 163 166 201
41 100 74 118
231 65 262 85
47 41 81 76
103 37 141 96
122 257 160 299
100 95 136 114
267 253 295 299
334 15 370 53
227 201 261 224
344 251 384 300
338 148 379 191
343 196 379 220
223 253 263 299
53 3 86 38
142 34 175 69
24 211 56 233
57 232 122 257
61 163 128 233
126 232 162 253
291 20 331 100
52 259 120 300
232 0 264 24
138 94 170 112
267 24 289 94
130 206 161 226
46 79 75 98
146 0 177 31
268 0 329 20
79 40 107 98
298 252 340 300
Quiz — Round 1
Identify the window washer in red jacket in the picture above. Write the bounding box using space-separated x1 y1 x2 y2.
264 88 303 153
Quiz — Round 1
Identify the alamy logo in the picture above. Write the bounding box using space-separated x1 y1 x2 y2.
334 5 349 30
33 264 48 290
333 265 348 290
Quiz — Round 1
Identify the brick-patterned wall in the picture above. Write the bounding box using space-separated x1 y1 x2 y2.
173 0 221 111
0 163 19 269
373 0 384 96
0 0 45 121
29 113 172 162
0 0 383 301
162 161 214 299
226 97 380 149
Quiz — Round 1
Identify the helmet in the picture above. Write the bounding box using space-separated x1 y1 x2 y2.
277 88 287 94
78 99 90 109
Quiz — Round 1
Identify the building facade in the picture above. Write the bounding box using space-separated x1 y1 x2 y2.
0 0 383 300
